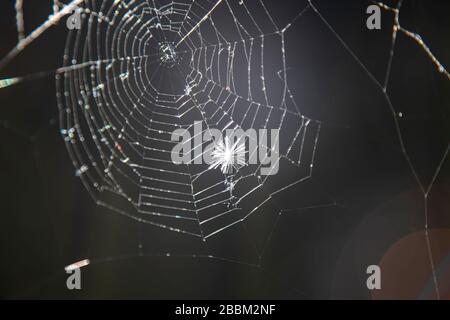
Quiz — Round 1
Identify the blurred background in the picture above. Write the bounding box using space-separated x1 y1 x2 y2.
0 0 449 299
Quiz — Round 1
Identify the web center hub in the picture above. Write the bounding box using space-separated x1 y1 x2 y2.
159 42 178 67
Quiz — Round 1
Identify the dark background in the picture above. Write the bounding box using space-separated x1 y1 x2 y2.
0 0 449 299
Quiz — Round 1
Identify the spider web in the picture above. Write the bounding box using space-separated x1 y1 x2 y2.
54 0 323 241
0 0 449 298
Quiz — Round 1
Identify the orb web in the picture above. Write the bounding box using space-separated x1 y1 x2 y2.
56 0 322 240
1 0 448 297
